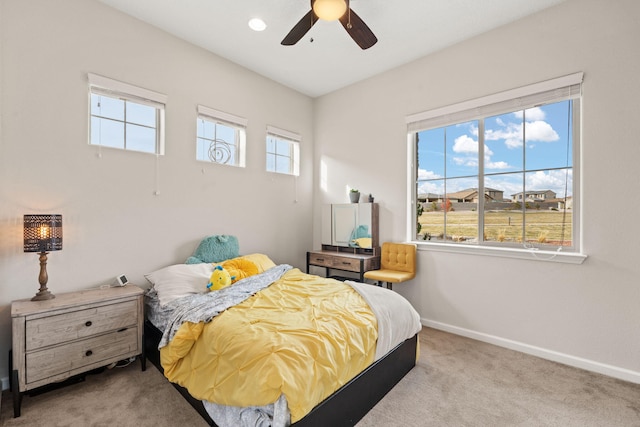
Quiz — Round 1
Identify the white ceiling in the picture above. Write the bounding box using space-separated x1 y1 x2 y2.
97 0 566 98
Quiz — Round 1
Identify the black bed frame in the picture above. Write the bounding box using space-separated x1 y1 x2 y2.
145 320 417 427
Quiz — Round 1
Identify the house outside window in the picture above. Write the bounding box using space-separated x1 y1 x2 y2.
266 126 300 176
407 73 585 262
88 73 166 154
196 105 247 167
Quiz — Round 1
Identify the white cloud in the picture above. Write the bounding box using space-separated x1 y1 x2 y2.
525 120 559 142
453 135 478 153
513 107 546 121
418 169 441 180
485 119 559 149
527 169 572 195
417 180 443 195
453 156 478 167
486 161 510 170
453 135 494 158
485 123 523 148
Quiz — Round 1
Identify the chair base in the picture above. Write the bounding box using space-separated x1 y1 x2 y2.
375 281 393 290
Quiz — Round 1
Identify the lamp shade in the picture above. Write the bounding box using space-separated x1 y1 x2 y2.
24 214 63 253
313 0 347 21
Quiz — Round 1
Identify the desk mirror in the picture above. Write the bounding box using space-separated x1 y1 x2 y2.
322 203 378 251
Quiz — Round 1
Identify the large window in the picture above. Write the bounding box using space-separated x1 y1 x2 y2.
266 126 300 176
407 73 584 261
196 105 247 167
88 73 165 154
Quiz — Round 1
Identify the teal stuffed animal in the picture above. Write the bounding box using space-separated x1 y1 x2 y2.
207 265 236 291
186 235 240 264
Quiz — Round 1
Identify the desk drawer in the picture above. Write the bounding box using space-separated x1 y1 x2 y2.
26 300 138 351
308 253 334 268
26 327 138 384
330 257 360 272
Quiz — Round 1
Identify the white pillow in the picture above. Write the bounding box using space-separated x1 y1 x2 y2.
145 263 214 306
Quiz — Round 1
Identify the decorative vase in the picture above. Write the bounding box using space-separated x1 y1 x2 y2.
349 191 360 203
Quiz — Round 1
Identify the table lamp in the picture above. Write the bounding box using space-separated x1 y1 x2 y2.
23 214 63 301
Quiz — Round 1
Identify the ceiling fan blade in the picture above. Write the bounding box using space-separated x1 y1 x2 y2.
281 10 318 46
339 8 378 50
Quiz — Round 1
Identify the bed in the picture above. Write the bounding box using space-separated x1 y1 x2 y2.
143 249 421 427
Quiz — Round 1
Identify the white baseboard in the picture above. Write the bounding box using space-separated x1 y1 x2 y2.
422 318 640 385
1 376 8 391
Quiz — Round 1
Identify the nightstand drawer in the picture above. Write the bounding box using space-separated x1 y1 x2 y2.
26 327 138 384
25 300 138 351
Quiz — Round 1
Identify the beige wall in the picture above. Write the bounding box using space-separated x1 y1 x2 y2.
0 0 314 383
314 0 640 381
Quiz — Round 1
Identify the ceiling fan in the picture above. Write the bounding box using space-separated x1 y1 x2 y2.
281 0 378 50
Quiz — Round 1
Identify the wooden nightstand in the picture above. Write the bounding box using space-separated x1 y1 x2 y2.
10 285 145 417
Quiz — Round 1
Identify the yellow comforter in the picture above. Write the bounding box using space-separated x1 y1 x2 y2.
160 268 378 422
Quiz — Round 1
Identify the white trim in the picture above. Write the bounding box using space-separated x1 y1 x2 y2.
406 72 583 125
197 105 248 128
418 241 586 264
407 133 416 240
266 125 302 142
422 319 640 385
88 73 167 105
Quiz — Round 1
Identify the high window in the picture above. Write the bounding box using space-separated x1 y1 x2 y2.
266 126 300 176
88 73 166 154
196 105 247 167
407 73 585 262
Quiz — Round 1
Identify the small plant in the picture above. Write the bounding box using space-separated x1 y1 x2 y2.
537 231 548 243
350 188 359 193
497 228 507 242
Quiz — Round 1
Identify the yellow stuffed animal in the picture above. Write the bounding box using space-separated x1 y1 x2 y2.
222 258 259 283
207 265 233 291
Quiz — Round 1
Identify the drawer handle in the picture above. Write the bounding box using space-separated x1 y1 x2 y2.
85 321 92 327
341 262 351 265
317 258 324 262
85 350 93 357
117 328 128 333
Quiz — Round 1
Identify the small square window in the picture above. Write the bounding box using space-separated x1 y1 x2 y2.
196 105 247 168
266 127 300 176
88 74 165 155
196 118 245 167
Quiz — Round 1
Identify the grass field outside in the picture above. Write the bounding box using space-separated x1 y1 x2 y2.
418 209 573 246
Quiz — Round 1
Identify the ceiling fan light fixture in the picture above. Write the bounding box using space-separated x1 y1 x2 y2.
313 0 347 21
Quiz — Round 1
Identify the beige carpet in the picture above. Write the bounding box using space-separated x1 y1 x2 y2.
1 327 639 427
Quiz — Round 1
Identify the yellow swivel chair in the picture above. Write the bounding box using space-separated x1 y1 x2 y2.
364 242 417 290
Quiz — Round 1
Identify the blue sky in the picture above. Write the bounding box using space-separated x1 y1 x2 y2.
417 100 573 200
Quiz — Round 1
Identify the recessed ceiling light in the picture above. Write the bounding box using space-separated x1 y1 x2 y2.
248 18 267 32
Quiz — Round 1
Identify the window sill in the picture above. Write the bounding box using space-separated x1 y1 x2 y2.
416 241 587 264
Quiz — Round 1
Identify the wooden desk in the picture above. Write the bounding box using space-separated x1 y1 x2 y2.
307 249 380 282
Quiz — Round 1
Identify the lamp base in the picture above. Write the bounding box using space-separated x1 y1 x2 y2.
32 289 55 301
32 251 55 301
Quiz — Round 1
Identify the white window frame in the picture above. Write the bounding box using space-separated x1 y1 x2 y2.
196 105 247 167
406 73 587 264
266 125 300 176
88 73 166 155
